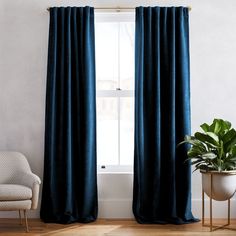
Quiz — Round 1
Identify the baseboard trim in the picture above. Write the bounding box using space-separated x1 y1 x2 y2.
0 198 235 219
192 198 236 218
98 198 236 219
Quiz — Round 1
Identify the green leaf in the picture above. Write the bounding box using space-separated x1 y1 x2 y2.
210 119 231 135
222 128 236 144
194 132 218 146
206 132 219 142
228 156 236 161
191 159 204 165
213 119 221 134
200 123 210 132
221 120 231 131
187 145 207 157
202 152 217 160
185 135 195 142
195 163 210 171
224 135 236 152
178 135 207 152
177 135 194 147
230 146 236 156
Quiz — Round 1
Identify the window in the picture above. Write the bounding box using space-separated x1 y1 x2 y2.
95 13 135 172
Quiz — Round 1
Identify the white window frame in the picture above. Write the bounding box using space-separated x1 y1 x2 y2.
95 12 135 173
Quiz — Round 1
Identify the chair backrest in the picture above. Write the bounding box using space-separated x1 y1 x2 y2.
0 152 31 184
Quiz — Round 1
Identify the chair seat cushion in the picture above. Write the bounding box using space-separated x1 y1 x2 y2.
0 184 32 201
0 200 31 210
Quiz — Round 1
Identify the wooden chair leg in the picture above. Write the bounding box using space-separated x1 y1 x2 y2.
23 210 29 232
18 210 22 225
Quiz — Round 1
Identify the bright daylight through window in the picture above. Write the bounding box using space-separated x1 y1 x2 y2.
95 13 135 172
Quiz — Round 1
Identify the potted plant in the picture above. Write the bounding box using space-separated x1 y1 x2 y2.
179 119 236 201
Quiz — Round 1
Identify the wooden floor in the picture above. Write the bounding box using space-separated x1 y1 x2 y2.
0 219 235 236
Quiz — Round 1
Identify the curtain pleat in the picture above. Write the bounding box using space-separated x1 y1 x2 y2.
40 7 97 224
133 6 198 224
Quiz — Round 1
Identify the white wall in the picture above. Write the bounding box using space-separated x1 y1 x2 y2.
0 0 236 219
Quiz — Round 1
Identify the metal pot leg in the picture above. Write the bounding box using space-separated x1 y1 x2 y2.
202 173 231 232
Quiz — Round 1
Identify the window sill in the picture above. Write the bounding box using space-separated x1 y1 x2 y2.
97 165 133 174
98 171 133 175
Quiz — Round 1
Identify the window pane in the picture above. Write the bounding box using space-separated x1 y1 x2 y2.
120 98 134 165
95 15 135 168
95 23 118 90
120 22 135 90
97 97 118 165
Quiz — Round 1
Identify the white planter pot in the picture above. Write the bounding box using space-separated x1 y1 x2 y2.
201 170 236 201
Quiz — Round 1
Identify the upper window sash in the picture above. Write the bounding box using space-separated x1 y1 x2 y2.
95 12 135 22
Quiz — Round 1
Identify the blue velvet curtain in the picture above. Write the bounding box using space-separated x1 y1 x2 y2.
133 7 197 224
40 7 97 223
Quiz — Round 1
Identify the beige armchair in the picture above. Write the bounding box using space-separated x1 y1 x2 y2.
0 152 41 232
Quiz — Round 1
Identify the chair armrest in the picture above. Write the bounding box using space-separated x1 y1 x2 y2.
17 172 41 210
18 172 41 188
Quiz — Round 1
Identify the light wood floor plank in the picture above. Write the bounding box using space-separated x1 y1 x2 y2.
0 219 235 235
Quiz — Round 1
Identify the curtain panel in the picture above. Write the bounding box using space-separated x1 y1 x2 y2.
133 6 198 224
40 7 97 224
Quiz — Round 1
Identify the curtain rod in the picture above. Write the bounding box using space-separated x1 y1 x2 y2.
46 6 192 12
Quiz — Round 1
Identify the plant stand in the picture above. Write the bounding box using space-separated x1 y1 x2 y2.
202 173 231 232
